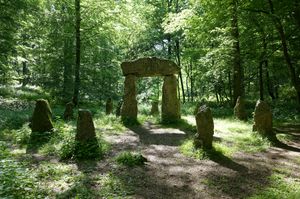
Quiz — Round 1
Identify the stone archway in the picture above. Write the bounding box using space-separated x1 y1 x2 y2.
120 57 181 123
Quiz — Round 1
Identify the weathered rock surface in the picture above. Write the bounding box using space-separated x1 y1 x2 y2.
234 96 247 120
161 75 180 123
75 109 100 159
121 57 180 77
63 101 74 120
30 99 53 132
253 100 273 136
121 75 138 121
76 109 96 142
194 105 214 149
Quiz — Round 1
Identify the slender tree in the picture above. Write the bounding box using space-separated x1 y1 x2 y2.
231 0 244 105
73 0 81 106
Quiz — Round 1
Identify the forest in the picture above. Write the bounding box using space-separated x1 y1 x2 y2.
0 0 300 198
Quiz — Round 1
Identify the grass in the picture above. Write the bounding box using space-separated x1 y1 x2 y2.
0 85 51 102
0 89 299 198
182 116 271 157
115 151 147 167
248 174 300 199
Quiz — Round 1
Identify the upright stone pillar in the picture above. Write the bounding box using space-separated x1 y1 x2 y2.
30 99 53 132
75 109 100 159
121 75 137 122
162 75 180 123
234 96 247 120
194 105 214 149
253 100 273 137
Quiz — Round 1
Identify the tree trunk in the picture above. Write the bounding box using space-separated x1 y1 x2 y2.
190 60 194 102
231 0 244 106
63 39 73 103
73 0 81 106
175 39 185 103
259 60 264 100
268 0 300 105
22 60 29 87
228 71 233 103
294 0 300 29
266 64 275 100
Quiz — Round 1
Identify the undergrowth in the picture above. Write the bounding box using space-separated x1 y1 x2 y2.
115 151 147 167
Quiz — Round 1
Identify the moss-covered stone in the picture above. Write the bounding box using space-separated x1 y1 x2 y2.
121 75 137 122
75 109 101 159
253 100 273 137
234 96 247 120
194 105 214 149
30 99 53 132
161 75 180 123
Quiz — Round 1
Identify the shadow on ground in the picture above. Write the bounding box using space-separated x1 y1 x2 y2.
273 124 300 152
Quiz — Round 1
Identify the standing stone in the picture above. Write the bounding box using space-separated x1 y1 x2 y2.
193 99 207 115
121 75 137 122
63 101 74 120
106 98 113 115
76 110 96 141
161 75 180 123
75 109 100 159
30 99 53 132
234 96 247 120
253 100 273 136
194 105 214 149
150 101 159 115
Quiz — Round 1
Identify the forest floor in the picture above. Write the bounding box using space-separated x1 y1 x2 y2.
99 118 300 199
1 96 300 198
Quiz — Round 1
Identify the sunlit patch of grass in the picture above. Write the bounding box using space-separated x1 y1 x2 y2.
248 174 300 199
276 133 294 143
182 116 271 157
138 114 160 124
94 113 126 134
213 142 235 157
0 85 51 102
180 140 206 159
180 140 233 159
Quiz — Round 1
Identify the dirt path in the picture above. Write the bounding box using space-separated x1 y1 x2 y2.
100 121 300 199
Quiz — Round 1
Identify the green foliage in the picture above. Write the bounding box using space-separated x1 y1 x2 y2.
0 142 45 198
180 140 232 159
94 114 126 134
115 151 147 167
74 139 102 160
98 172 134 198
